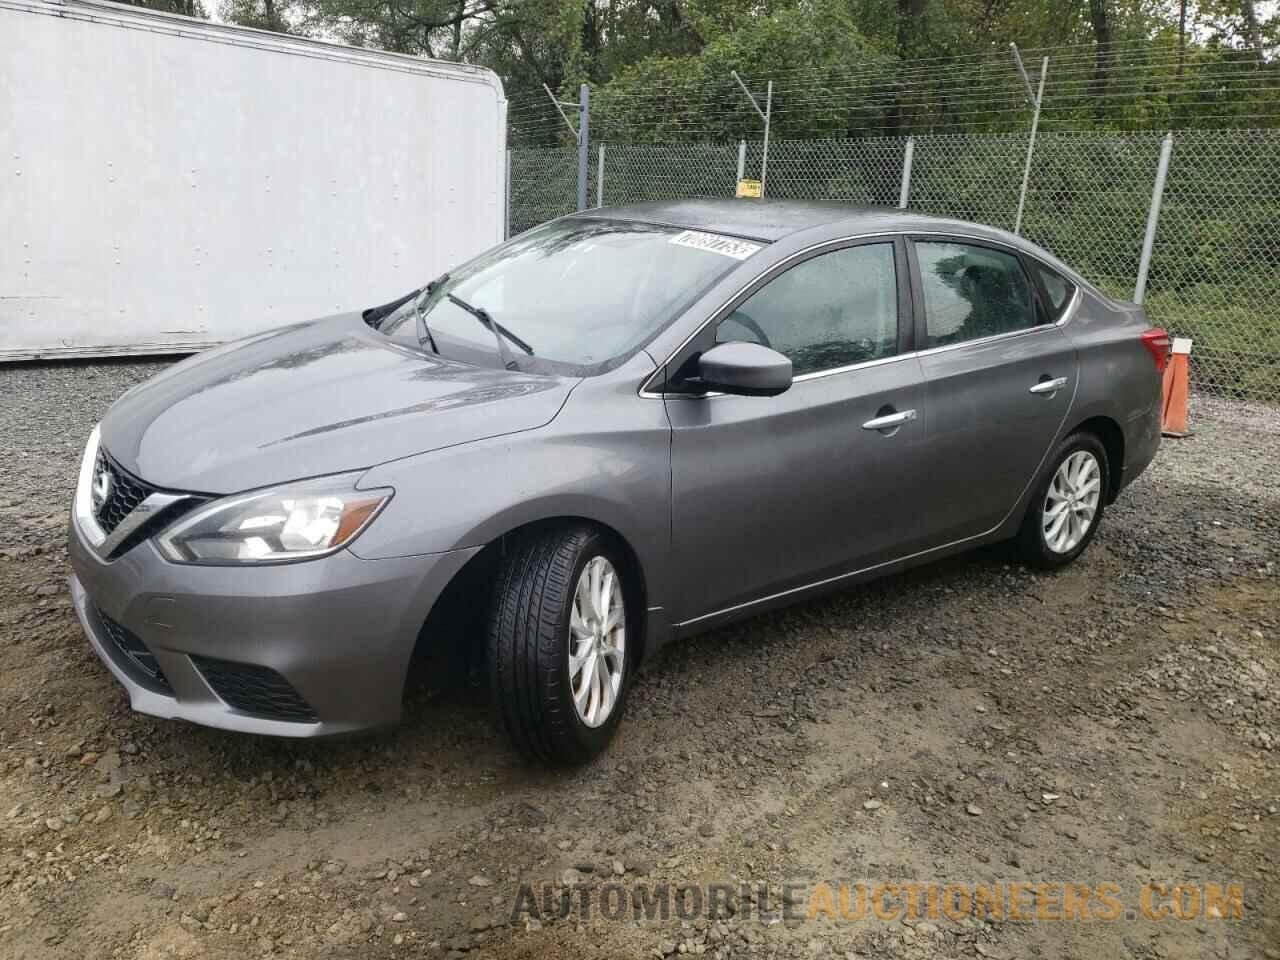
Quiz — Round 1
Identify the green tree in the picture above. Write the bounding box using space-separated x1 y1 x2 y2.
219 0 294 31
117 0 208 16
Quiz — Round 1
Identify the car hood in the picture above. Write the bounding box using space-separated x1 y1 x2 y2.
99 315 579 494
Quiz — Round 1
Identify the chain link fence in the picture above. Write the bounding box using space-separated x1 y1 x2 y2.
1147 131 1280 398
601 143 741 206
742 138 906 205
1018 133 1166 300
508 129 1280 402
508 147 576 235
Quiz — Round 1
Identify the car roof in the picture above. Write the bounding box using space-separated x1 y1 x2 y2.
575 198 993 243
574 198 1095 294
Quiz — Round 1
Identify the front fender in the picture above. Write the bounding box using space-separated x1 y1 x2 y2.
349 424 673 616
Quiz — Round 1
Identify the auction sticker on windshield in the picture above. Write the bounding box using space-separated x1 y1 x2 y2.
669 230 762 260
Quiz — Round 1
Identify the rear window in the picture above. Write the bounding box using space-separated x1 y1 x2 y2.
1032 262 1077 320
915 241 1037 347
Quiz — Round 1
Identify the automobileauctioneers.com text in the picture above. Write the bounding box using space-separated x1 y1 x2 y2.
508 880 1245 925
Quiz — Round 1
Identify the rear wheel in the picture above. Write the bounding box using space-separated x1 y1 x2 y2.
1018 432 1109 570
486 525 634 764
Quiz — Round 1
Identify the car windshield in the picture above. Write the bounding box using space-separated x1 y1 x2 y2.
380 218 763 372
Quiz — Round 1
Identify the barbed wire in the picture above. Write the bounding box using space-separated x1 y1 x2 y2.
507 38 1278 146
510 51 1272 111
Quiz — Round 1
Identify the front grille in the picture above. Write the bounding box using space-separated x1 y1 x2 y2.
95 607 172 694
94 450 155 535
92 449 204 558
191 656 319 723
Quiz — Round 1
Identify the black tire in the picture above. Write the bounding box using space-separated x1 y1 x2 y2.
486 525 635 764
1017 431 1110 570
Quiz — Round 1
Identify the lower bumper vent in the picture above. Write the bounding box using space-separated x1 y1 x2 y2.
95 607 172 694
191 656 318 724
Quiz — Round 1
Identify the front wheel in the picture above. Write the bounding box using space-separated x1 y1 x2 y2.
1017 432 1109 570
487 526 635 764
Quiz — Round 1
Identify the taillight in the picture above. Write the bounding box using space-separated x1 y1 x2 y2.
1141 328 1171 373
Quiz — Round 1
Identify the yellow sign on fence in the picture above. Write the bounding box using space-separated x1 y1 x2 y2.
735 178 762 198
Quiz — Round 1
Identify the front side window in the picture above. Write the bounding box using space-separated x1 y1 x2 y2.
916 241 1037 348
380 219 760 372
716 243 899 376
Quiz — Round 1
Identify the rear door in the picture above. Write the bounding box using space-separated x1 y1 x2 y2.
664 237 931 624
908 237 1079 546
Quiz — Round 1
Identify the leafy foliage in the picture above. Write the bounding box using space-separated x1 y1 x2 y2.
116 0 208 16
122 0 1276 142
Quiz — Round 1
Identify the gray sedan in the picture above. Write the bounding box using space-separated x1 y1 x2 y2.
68 200 1168 763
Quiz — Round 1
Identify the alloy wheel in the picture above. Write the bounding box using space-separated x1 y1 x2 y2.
1043 450 1102 554
568 556 626 728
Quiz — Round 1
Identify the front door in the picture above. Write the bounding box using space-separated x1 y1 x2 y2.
665 238 930 625
908 237 1080 546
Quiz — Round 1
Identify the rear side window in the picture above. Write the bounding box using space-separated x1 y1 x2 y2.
1031 262 1077 320
716 242 898 376
916 241 1036 348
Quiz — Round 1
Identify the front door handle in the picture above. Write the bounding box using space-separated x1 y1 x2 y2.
1029 376 1068 396
861 408 917 431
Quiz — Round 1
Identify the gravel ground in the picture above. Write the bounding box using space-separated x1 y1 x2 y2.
1 360 1277 960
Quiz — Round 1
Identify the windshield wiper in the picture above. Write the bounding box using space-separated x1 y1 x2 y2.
414 274 447 355
446 293 533 371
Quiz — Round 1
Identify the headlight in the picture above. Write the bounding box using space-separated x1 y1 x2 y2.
155 474 392 565
73 424 107 548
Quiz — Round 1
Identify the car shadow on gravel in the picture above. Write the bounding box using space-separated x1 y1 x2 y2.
641 538 1020 672
215 541 1021 768
105 538 1022 807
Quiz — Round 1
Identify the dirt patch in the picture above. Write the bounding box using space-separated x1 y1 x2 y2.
1 364 1276 959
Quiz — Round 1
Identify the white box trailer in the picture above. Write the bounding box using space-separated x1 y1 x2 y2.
1 0 507 360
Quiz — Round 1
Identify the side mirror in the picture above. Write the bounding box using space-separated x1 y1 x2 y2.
696 341 793 397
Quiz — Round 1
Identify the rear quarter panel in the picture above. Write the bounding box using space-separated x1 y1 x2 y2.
1061 290 1163 492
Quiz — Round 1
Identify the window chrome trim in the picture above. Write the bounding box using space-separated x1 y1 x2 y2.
792 350 918 383
639 229 1080 398
1059 284 1083 326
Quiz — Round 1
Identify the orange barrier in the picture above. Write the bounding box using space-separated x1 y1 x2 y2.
1161 338 1193 438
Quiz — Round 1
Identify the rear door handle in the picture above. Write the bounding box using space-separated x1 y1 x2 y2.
1029 376 1068 395
861 409 917 431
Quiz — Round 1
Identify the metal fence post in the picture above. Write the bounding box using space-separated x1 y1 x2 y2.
577 84 590 212
1013 53 1048 236
504 148 511 239
730 72 772 195
898 136 915 209
596 143 606 208
737 140 746 182
1134 132 1174 305
760 81 772 197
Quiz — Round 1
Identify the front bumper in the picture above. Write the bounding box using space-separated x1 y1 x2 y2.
69 514 479 737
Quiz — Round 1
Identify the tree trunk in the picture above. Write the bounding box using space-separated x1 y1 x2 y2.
1239 1 1264 63
889 0 927 134
1176 0 1187 75
895 0 926 56
976 0 999 41
1088 0 1111 124
580 0 599 78
451 0 464 59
